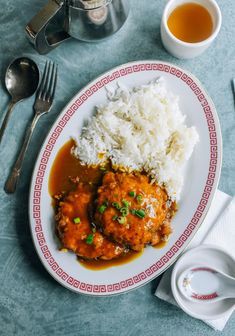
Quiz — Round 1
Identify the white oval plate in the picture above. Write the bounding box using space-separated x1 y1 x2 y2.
29 60 222 296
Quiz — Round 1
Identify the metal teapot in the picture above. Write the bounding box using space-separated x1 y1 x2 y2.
26 0 129 54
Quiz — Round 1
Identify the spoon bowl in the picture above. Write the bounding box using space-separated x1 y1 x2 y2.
178 265 235 303
0 57 40 143
5 57 39 101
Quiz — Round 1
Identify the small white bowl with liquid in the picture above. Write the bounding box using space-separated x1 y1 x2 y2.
161 0 222 59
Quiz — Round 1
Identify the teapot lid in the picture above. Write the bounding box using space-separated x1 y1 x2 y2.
70 0 110 9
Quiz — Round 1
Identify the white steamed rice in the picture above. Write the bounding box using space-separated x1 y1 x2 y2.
72 78 199 201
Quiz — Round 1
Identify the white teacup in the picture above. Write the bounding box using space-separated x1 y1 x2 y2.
161 0 222 59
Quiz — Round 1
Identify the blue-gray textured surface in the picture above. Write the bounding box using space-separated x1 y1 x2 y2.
0 0 235 335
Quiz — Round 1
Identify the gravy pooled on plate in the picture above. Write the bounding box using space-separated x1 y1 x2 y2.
49 140 176 270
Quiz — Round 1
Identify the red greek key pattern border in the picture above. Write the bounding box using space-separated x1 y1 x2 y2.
32 63 218 294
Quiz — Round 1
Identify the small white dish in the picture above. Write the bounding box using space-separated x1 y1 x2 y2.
161 0 222 59
171 244 235 320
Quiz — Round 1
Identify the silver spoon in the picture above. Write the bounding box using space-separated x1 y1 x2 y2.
178 265 235 303
0 57 40 143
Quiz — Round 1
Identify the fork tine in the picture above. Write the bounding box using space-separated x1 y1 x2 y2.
50 64 58 102
42 61 53 101
33 60 58 114
46 62 57 102
37 61 49 99
46 62 55 101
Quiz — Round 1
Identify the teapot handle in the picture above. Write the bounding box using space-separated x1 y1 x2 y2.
25 0 70 54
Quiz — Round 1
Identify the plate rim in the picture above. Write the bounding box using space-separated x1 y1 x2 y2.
28 59 222 296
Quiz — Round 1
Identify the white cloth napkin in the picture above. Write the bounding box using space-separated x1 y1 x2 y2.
155 190 235 331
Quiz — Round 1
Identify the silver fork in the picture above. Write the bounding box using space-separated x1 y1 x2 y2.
4 61 58 194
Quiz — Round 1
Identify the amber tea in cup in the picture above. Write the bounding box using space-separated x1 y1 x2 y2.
167 2 213 43
161 0 222 59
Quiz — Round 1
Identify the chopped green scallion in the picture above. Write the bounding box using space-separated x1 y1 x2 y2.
131 209 145 218
131 209 136 215
136 194 143 204
117 216 127 224
135 209 145 218
128 191 135 197
120 207 129 216
122 199 130 207
86 234 94 245
73 217 81 224
98 204 107 214
112 202 121 210
112 215 118 221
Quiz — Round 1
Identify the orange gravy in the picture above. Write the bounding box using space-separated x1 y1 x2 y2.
153 240 167 249
49 139 102 196
167 3 213 43
49 140 144 270
79 250 143 270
